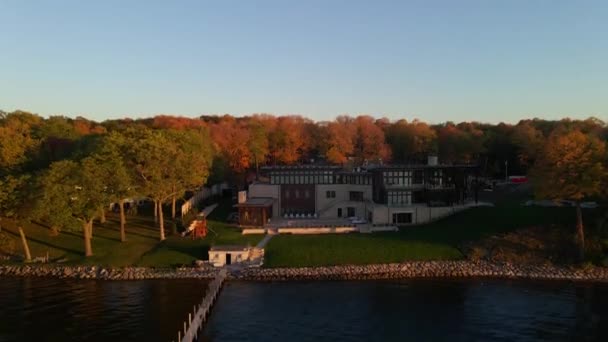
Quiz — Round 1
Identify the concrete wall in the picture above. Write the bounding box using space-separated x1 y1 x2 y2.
278 227 358 234
370 204 467 225
242 228 267 235
315 184 372 218
248 183 280 217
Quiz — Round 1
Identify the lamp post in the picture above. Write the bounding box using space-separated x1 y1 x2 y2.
505 160 508 183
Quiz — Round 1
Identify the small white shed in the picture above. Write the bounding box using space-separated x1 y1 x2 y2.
208 245 251 267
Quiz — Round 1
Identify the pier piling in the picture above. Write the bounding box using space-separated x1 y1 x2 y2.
175 268 227 342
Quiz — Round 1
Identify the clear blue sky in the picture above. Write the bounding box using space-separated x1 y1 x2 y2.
1 0 607 123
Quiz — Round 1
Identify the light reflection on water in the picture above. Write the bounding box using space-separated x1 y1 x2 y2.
202 279 608 342
1 277 607 342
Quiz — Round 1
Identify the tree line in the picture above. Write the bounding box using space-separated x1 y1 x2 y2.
0 110 606 259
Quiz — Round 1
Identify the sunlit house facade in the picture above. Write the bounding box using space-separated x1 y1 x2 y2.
236 157 478 227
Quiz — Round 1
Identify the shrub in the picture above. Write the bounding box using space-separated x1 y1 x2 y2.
0 231 15 254
467 246 487 261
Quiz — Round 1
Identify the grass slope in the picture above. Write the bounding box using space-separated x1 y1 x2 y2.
264 205 577 268
0 198 261 267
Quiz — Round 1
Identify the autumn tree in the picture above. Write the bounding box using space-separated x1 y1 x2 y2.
90 133 134 241
210 117 251 174
511 121 544 169
385 119 437 163
324 116 355 164
120 128 175 240
352 115 391 163
530 130 607 260
269 116 307 164
164 128 213 219
0 111 42 172
119 127 212 240
437 123 484 164
247 119 269 178
37 158 112 256
0 111 44 261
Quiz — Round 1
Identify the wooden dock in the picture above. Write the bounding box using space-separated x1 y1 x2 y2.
174 268 228 342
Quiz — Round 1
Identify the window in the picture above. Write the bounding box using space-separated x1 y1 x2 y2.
413 170 424 184
295 189 300 198
304 190 310 198
337 208 342 217
349 191 364 201
383 170 412 186
387 191 411 206
284 190 290 199
392 212 412 225
428 169 443 188
326 190 336 198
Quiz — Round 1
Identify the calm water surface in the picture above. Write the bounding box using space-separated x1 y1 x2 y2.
202 280 608 342
0 277 207 342
1 277 608 341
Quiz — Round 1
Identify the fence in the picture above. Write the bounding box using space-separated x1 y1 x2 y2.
181 182 229 217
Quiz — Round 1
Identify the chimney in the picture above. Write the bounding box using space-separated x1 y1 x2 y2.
427 155 438 166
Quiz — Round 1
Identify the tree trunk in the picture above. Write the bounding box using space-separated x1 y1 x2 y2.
158 200 166 241
83 220 93 257
119 199 126 242
154 200 158 222
99 207 106 224
576 203 585 261
172 195 176 220
18 227 32 262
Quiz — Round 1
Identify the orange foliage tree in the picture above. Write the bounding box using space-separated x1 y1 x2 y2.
531 130 607 260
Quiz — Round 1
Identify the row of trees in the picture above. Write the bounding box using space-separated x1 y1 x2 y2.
1 110 607 259
0 111 213 257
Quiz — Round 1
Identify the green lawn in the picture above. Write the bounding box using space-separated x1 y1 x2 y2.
264 205 579 268
0 192 597 268
0 198 262 267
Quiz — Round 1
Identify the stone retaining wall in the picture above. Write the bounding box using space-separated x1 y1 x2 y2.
0 265 218 280
2 261 608 282
233 261 608 282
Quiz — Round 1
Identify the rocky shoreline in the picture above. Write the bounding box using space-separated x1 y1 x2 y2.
0 265 219 280
1 261 608 282
234 261 608 282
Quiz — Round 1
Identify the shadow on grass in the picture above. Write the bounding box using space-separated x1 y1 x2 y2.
93 221 160 241
2 229 83 256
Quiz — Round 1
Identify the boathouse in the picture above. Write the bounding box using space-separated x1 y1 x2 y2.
208 245 251 267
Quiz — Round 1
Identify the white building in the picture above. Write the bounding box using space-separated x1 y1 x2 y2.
237 157 478 228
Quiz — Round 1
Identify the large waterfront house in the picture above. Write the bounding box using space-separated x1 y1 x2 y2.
235 157 479 231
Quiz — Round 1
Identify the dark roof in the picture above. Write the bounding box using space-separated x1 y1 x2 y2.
234 198 274 207
261 165 342 171
366 164 478 170
210 245 249 252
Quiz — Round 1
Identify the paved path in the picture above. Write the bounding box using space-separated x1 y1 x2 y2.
200 203 218 217
256 234 274 249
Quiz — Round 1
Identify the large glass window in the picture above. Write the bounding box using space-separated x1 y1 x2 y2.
392 212 412 225
387 191 411 206
383 170 412 186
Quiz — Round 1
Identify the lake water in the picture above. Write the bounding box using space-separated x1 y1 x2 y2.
1 277 608 341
